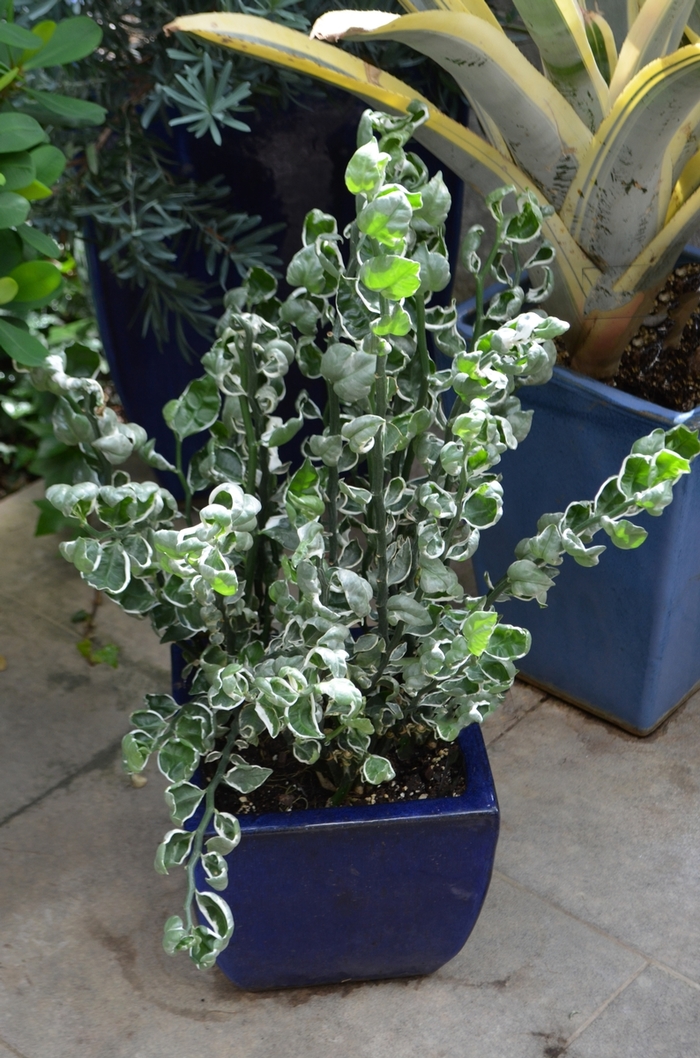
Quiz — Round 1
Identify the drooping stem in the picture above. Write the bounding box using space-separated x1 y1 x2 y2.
183 725 239 931
483 499 638 608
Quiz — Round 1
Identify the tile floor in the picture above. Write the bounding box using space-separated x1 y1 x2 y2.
1 482 698 1058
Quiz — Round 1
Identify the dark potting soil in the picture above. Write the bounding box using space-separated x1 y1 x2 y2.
558 262 700 412
206 734 467 817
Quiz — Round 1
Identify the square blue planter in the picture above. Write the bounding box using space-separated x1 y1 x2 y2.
193 722 499 990
458 272 700 735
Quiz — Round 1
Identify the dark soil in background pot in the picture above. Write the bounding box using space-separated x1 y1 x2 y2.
204 733 467 817
557 263 700 411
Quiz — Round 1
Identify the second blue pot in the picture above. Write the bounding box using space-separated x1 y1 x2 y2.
463 360 700 735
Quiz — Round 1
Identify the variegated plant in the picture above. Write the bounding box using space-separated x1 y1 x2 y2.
167 0 700 379
39 106 700 968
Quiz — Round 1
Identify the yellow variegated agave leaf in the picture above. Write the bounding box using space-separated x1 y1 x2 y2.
168 0 700 379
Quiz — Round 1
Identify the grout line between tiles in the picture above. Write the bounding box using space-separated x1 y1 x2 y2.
564 963 649 1049
0 737 123 830
0 1035 32 1058
494 869 700 991
483 693 550 749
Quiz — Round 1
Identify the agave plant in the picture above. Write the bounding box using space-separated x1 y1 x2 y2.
166 0 700 379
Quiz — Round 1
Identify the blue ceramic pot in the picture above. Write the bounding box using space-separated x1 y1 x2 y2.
192 722 499 990
457 251 700 734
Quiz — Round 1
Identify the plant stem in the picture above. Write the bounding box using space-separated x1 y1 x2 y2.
183 725 239 932
472 218 505 347
369 353 389 644
402 293 431 481
174 435 193 524
326 381 341 570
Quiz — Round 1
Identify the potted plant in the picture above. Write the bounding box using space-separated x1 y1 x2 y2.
35 105 698 984
164 0 700 732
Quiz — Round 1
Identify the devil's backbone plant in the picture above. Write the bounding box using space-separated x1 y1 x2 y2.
37 105 700 969
169 0 700 378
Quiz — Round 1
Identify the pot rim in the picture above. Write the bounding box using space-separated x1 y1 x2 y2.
209 722 498 837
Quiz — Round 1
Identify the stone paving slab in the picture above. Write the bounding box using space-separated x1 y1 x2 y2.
567 965 700 1058
489 694 700 984
0 754 646 1058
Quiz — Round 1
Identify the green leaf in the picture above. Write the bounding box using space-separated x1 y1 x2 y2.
0 190 30 227
302 208 337 246
462 611 498 657
320 343 376 403
24 16 103 69
158 739 198 784
484 623 531 660
29 144 66 187
345 139 390 195
163 375 220 440
0 151 35 192
506 559 557 604
360 254 421 301
163 915 189 955
22 90 106 126
462 484 502 528
17 222 60 259
335 568 372 617
0 318 47 366
362 754 395 785
341 414 383 454
155 829 194 875
0 113 45 152
387 594 433 633
412 242 450 294
15 179 51 202
357 188 413 249
372 304 412 336
122 731 150 773
195 891 233 942
419 557 462 598
317 677 363 717
286 244 326 293
9 260 61 302
224 754 272 793
207 811 241 856
0 22 43 49
165 781 205 825
413 172 451 229
201 851 228 891
262 415 302 448
601 517 648 549
0 276 17 304
286 695 325 739
209 569 239 596
664 425 700 460
85 543 130 594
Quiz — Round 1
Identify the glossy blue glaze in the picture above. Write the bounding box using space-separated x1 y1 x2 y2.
457 251 700 734
192 722 499 990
